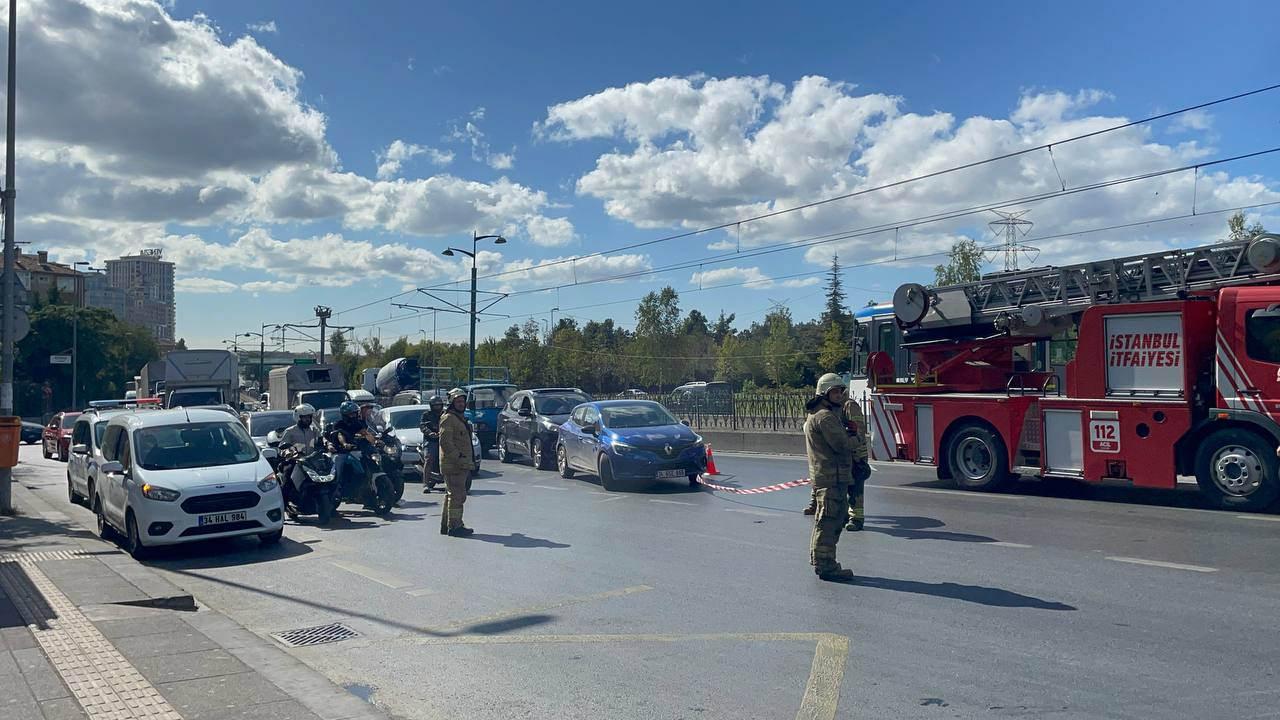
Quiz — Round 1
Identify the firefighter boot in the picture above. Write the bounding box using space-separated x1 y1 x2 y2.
803 487 817 515
845 493 865 531
816 564 855 582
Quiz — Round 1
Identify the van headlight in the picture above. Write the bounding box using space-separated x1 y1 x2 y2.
140 483 180 501
257 474 279 493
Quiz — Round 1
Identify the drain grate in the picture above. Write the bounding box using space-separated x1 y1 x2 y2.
272 622 360 647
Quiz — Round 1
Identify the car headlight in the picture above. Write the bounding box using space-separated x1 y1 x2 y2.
257 474 279 493
140 483 180 502
611 440 634 454
540 418 559 431
692 434 704 447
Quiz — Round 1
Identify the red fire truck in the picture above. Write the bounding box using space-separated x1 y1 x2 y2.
867 234 1280 511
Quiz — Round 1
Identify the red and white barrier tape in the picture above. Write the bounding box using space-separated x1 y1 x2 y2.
695 474 811 494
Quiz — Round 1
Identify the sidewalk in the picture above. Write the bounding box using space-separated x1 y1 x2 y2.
1 470 390 720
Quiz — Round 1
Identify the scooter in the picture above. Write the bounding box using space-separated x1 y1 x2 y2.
371 428 406 503
266 432 339 525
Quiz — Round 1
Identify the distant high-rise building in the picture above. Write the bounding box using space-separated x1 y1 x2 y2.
105 249 175 348
83 270 127 320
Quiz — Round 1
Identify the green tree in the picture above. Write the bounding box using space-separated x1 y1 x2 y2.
933 238 984 286
1225 210 1266 244
817 321 847 373
715 334 745 383
634 286 681 389
820 255 851 332
763 306 800 387
711 311 735 344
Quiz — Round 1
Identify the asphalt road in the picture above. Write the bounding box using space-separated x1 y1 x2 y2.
15 443 1280 720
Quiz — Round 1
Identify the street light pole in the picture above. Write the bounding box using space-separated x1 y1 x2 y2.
443 231 506 383
72 261 90 409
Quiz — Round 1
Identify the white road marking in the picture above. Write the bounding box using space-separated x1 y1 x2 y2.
1236 514 1280 522
871 484 1027 500
649 499 696 506
486 480 517 485
405 588 438 597
594 495 625 502
987 541 1033 548
531 484 569 491
1105 556 1218 573
329 559 416 588
724 508 782 517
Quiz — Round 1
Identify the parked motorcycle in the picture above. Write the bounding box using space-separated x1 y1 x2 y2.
266 431 339 525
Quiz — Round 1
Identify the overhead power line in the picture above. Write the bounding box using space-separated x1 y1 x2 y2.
308 82 1280 321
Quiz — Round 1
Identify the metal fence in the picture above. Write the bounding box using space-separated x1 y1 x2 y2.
631 391 812 432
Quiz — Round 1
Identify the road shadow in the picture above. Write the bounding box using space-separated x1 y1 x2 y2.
841 574 1076 611
143 534 316 569
161 566 554 638
466 489 506 496
463 533 570 549
394 500 439 509
865 515 998 544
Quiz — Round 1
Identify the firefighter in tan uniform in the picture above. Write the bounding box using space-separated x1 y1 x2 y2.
805 373 858 581
803 388 871 531
438 388 476 537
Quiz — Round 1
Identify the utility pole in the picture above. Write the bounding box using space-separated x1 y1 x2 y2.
315 305 331 362
1 0 18 514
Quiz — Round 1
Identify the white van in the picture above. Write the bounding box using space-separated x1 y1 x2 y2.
92 408 285 557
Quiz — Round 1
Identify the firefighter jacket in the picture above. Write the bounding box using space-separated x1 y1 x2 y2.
804 395 856 489
842 398 870 463
439 408 475 474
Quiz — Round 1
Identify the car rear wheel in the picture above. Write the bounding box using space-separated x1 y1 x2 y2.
557 444 575 479
67 474 82 505
92 491 114 540
497 432 514 463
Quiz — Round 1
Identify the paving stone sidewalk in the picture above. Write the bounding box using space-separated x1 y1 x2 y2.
1 473 389 720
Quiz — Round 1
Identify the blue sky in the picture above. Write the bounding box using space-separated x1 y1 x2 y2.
12 0 1280 350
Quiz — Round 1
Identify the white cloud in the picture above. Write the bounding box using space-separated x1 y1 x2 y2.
241 280 297 293
375 139 453 179
487 152 515 170
10 0 570 270
479 252 652 289
247 20 277 34
690 266 819 289
449 109 515 170
177 277 239 293
543 75 1279 267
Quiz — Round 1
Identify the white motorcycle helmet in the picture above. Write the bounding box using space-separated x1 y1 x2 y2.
294 403 317 422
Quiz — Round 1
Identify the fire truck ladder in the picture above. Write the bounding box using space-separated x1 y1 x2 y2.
894 235 1280 335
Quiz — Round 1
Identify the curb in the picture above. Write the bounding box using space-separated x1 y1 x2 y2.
6 469 392 720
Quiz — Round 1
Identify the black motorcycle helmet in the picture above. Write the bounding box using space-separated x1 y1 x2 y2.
339 400 360 419
428 395 444 408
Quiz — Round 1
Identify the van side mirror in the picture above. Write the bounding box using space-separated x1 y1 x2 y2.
101 460 124 475
71 443 88 455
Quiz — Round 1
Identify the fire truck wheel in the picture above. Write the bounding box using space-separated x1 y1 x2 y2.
946 423 1009 491
1194 428 1280 511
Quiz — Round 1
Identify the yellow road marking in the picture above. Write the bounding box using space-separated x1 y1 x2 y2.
401 631 848 720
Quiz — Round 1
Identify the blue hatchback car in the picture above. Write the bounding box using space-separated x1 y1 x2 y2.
556 400 707 490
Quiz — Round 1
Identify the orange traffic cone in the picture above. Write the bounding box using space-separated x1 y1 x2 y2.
705 444 720 475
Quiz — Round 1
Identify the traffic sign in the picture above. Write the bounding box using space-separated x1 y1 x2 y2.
3 309 29 342
293 358 317 365
50 354 72 365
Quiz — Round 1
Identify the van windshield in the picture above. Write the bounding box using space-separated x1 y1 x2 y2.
134 422 258 471
300 390 348 410
169 389 223 407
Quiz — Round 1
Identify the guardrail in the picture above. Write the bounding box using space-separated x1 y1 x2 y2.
619 391 812 433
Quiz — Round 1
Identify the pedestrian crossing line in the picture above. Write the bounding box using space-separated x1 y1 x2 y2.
530 484 569 491
649 499 696 506
1105 556 1218 573
1236 514 1280 522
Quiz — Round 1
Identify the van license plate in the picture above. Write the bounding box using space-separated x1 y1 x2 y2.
198 511 247 527
655 469 686 480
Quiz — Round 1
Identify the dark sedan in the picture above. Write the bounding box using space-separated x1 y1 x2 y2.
496 388 592 470
21 421 42 444
555 400 706 491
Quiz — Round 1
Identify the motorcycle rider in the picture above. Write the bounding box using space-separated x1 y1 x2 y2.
325 400 379 510
419 395 445 493
438 388 476 536
278 404 321 518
